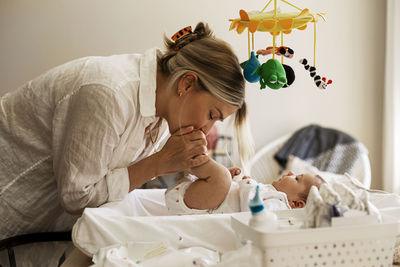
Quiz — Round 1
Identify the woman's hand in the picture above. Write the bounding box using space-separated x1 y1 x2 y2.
155 126 210 175
228 167 241 179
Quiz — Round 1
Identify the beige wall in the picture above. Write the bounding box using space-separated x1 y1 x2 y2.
0 0 386 188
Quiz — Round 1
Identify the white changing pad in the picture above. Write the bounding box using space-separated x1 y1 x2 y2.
72 201 239 257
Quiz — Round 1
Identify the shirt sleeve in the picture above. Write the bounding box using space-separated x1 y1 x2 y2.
52 84 132 214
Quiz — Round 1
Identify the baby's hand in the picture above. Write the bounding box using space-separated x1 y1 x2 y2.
228 167 241 179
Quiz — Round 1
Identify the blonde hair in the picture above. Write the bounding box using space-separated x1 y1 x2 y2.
158 22 254 163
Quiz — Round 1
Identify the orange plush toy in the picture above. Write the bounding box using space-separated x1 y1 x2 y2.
257 46 294 58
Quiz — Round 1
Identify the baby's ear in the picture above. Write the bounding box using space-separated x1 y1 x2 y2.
290 199 305 209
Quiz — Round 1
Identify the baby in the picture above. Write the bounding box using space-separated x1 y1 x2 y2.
165 158 325 215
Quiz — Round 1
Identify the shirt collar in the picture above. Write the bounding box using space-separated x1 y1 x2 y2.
139 47 160 118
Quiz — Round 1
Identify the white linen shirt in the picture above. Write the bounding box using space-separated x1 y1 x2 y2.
0 47 168 238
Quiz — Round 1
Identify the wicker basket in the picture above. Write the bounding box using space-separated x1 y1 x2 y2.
231 209 399 267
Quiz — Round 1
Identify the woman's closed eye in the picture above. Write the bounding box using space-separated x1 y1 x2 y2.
209 112 215 120
209 111 219 121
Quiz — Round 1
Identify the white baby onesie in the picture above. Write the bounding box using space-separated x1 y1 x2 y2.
165 174 291 215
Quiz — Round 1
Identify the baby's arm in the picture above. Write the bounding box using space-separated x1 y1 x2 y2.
183 159 232 210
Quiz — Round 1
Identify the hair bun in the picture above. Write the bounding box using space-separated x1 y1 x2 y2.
193 22 213 39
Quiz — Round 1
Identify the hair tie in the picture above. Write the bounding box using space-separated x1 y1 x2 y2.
171 26 199 51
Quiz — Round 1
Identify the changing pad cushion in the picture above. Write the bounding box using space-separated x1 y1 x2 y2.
72 205 238 257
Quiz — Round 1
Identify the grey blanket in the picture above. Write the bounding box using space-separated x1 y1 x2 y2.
274 124 368 174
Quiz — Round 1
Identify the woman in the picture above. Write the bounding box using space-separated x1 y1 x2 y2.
0 22 252 239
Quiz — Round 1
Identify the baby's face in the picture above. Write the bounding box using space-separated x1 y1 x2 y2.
272 171 315 202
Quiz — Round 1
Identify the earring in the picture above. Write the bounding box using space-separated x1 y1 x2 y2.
178 91 183 97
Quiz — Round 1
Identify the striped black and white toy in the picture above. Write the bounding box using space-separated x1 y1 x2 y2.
299 58 316 77
313 75 332 89
299 58 332 89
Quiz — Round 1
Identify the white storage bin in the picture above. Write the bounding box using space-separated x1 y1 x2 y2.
231 209 400 267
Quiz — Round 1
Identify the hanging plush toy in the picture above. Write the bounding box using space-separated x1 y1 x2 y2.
257 46 294 58
243 51 261 83
282 64 295 88
299 58 332 89
299 58 316 77
256 46 295 88
256 59 287 89
314 76 332 89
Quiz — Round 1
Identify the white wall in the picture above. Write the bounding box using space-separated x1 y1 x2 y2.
0 0 385 188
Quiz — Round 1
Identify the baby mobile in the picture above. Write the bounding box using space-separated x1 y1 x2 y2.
229 0 332 90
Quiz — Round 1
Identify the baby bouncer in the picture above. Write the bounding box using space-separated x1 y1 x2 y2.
248 124 371 188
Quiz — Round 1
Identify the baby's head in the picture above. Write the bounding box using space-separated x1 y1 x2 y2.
272 171 325 209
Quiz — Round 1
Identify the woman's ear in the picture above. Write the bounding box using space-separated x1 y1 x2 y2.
177 72 198 96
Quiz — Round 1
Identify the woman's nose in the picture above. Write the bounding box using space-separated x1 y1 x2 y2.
201 122 216 136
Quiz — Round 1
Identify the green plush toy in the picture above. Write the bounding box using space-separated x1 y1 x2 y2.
256 59 287 89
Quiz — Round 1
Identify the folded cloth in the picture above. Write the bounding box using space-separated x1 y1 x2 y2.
91 242 220 267
274 124 368 174
304 182 382 228
90 241 263 267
